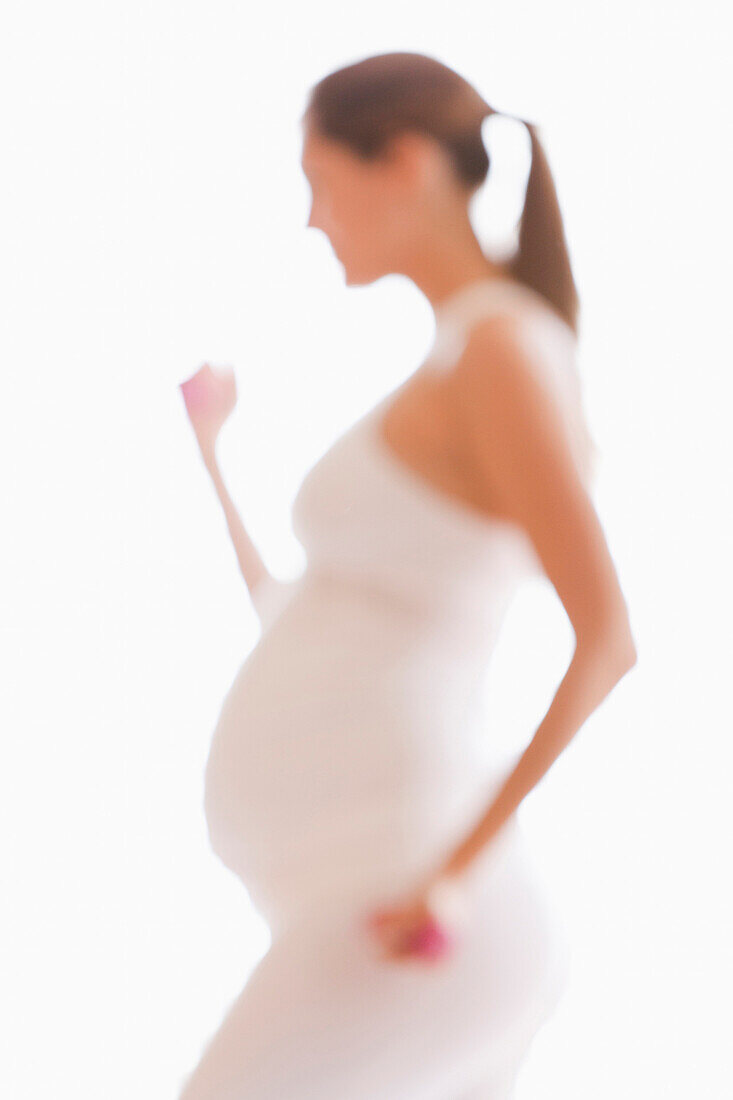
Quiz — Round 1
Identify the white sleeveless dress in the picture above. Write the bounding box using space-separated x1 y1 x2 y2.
180 280 597 1100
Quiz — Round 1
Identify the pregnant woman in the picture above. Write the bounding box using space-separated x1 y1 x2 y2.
177 51 636 1100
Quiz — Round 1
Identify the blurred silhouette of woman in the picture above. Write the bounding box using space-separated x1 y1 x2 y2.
178 50 635 1099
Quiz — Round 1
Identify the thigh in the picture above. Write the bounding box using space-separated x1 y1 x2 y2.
177 856 565 1100
177 918 467 1100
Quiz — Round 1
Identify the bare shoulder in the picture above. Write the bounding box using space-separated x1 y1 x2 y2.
448 307 561 423
445 305 588 524
448 303 597 484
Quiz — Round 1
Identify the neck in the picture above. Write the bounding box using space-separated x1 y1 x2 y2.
398 208 512 318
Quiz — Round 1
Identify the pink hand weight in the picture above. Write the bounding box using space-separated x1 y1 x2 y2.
179 363 236 419
179 365 215 413
403 916 454 959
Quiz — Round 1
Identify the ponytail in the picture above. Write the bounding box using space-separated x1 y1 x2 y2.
489 108 579 336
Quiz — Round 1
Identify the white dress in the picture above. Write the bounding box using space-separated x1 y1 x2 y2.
179 279 597 1099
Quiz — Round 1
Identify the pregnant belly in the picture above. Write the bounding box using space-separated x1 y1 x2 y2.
202 586 496 919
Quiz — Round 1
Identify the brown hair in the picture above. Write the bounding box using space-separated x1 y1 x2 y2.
302 51 580 337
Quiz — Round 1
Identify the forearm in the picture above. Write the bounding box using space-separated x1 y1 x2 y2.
439 626 637 880
201 445 269 597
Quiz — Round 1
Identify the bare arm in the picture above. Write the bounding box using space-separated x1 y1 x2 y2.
436 316 637 882
200 443 285 626
442 629 635 879
180 363 295 629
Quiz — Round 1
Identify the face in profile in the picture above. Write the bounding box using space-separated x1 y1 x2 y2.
300 122 433 287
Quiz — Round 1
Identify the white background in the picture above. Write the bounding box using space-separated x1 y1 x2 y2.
1 2 730 1097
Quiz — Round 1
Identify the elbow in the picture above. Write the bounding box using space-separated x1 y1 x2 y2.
249 572 298 632
616 636 638 679
575 614 638 679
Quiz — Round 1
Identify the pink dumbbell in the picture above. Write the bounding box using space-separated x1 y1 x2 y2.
401 916 454 959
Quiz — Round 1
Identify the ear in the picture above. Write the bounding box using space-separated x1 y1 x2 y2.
384 129 437 188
